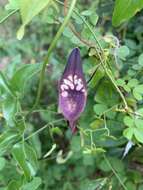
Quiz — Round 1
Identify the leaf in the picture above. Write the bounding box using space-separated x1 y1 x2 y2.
2 96 17 126
5 0 20 10
133 90 142 101
133 85 143 100
80 178 107 190
12 143 36 181
17 0 52 39
138 53 143 66
0 130 20 155
93 104 108 115
0 157 6 171
24 143 38 175
128 79 139 88
81 10 92 16
89 68 105 88
7 180 20 190
123 128 134 140
17 25 25 40
123 116 134 127
0 71 15 97
134 127 143 143
11 63 42 94
22 177 42 190
116 46 130 60
112 0 143 26
70 136 81 152
95 80 119 106
134 119 143 128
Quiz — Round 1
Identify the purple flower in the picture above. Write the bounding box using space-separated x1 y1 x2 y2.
58 48 87 133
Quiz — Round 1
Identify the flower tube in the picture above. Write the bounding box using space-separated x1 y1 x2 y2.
58 48 87 133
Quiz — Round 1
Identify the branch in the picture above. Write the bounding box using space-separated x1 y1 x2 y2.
0 9 18 24
103 154 128 190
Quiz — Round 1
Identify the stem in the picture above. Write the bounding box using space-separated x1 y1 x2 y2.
24 118 64 141
33 0 77 108
0 9 18 24
75 12 128 110
103 154 128 190
87 63 101 84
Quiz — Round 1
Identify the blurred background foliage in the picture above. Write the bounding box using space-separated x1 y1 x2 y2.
0 0 143 189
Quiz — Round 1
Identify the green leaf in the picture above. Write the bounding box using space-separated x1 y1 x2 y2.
116 46 130 60
99 159 111 172
133 90 142 101
80 178 107 190
22 177 42 190
12 143 32 181
2 96 17 126
0 130 20 155
5 0 20 10
0 71 15 97
81 10 92 16
0 157 6 171
123 116 134 127
11 63 42 95
134 119 143 128
93 104 108 115
7 180 20 190
133 85 143 100
70 136 81 152
89 13 98 25
128 79 139 88
123 128 134 140
138 53 143 66
95 80 119 106
24 143 38 175
134 127 143 143
125 181 136 190
89 68 105 88
17 0 52 39
90 119 104 129
116 79 125 86
112 0 143 26
17 25 25 40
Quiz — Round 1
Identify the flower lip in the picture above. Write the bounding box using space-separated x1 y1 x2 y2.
58 48 87 133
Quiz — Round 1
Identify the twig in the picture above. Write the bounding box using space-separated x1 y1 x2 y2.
75 11 128 110
116 108 143 118
64 0 95 47
103 154 128 190
24 118 64 141
0 9 18 24
87 63 101 84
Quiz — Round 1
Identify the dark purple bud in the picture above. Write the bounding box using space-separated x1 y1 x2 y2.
58 48 87 133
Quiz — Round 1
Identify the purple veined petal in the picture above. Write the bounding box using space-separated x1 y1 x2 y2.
58 48 87 133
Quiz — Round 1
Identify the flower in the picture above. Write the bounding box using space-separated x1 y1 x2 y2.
58 48 87 133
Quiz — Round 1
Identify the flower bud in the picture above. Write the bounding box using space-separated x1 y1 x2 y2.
58 48 87 133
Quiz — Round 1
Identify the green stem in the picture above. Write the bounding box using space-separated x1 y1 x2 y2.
24 118 64 140
103 154 128 190
0 9 18 24
75 12 128 110
33 0 77 108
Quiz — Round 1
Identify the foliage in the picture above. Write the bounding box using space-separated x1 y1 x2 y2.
0 0 143 189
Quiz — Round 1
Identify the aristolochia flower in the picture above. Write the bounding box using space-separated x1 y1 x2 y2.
58 48 87 133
